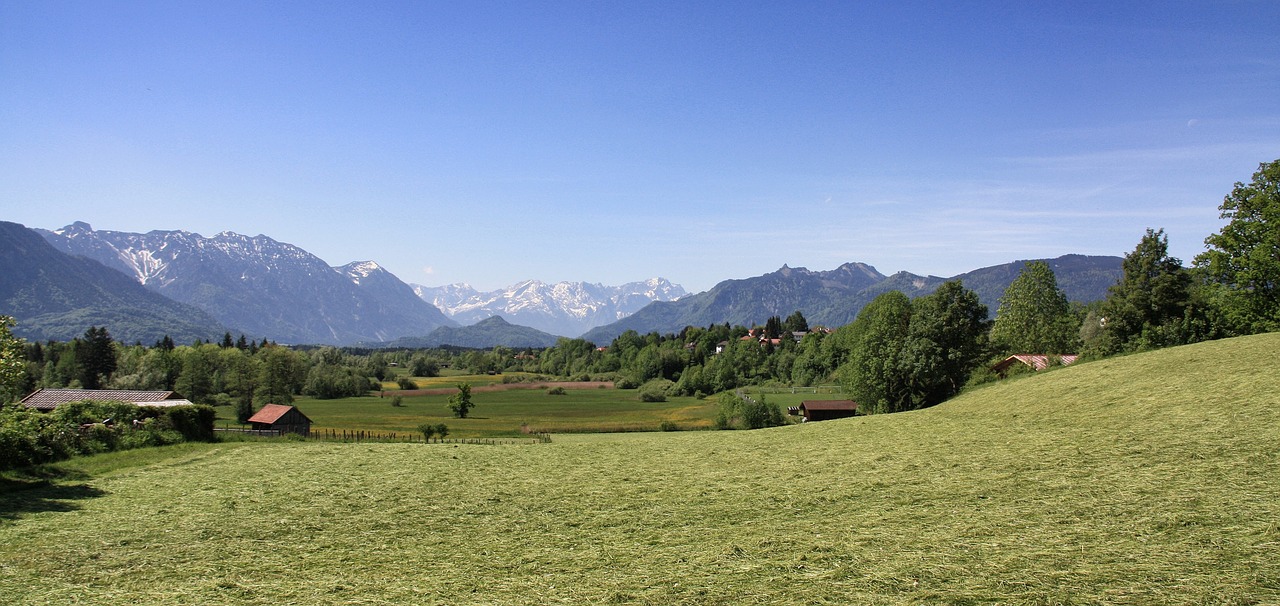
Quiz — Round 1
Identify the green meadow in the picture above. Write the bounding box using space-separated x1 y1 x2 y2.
218 374 848 438
219 381 724 437
2 333 1278 604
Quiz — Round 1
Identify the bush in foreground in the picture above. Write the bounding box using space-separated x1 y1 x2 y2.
0 401 216 470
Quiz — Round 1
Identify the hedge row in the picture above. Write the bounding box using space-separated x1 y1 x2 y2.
0 401 216 470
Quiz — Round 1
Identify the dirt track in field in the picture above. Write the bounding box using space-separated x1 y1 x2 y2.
382 381 615 397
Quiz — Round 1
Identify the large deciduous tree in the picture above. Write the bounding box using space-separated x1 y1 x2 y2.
989 261 1078 354
839 291 913 415
1195 159 1280 334
254 345 303 406
900 281 990 407
448 382 474 418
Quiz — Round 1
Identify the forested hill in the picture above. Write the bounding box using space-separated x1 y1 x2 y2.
0 221 229 343
950 254 1128 313
581 255 1122 343
375 316 561 349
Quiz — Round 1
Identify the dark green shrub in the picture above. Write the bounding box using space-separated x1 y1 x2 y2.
51 400 141 427
235 398 254 424
119 420 183 449
164 405 217 442
409 356 439 377
208 393 233 408
638 379 674 402
639 388 667 402
0 409 64 469
547 386 567 395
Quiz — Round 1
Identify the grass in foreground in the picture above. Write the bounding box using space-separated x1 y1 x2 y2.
2 333 1278 604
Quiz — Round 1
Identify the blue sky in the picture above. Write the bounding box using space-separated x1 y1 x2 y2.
2 2 1277 293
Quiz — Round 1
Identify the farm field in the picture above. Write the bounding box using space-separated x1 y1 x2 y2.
219 376 855 438
218 382 720 438
2 333 1278 604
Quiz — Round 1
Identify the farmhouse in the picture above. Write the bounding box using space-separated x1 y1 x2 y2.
19 388 193 412
247 404 313 436
797 400 859 422
992 354 1079 377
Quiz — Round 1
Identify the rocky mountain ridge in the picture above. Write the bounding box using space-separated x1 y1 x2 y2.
37 223 454 345
0 221 229 343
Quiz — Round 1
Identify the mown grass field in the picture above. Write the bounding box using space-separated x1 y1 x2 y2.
3 333 1278 604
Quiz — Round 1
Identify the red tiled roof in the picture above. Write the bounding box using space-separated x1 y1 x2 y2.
247 403 298 424
19 388 186 411
993 354 1079 373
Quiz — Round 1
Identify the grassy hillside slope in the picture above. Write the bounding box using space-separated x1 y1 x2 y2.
2 333 1277 604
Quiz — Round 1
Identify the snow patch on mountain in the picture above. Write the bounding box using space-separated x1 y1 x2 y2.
338 261 384 285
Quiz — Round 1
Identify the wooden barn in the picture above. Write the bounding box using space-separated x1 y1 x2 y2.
247 404 313 436
798 400 859 422
20 388 193 412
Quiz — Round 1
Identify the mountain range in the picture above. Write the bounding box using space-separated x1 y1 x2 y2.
4 220 1125 348
413 278 687 337
35 222 455 345
580 255 1123 344
0 221 229 344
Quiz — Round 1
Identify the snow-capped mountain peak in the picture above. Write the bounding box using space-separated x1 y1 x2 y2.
412 278 687 337
38 223 454 345
338 260 384 284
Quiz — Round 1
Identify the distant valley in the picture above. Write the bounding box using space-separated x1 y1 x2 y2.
3 220 1124 348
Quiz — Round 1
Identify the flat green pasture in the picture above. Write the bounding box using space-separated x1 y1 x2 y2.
219 384 721 438
3 333 1278 604
378 370 527 390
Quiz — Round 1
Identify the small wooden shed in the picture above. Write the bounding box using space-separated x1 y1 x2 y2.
798 400 859 422
247 404 312 436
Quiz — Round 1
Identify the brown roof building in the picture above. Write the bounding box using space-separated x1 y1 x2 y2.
247 404 313 436
991 354 1079 377
798 400 859 422
20 388 193 412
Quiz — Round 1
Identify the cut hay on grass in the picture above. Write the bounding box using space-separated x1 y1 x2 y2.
2 333 1278 604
